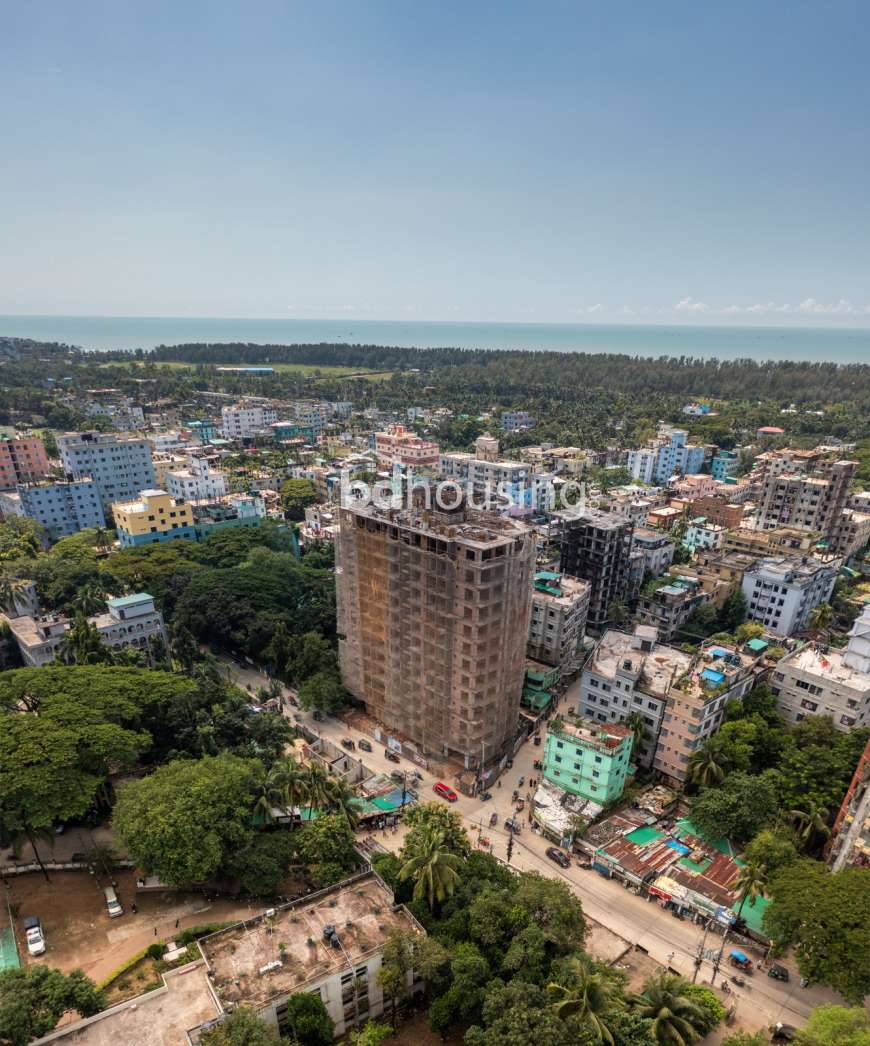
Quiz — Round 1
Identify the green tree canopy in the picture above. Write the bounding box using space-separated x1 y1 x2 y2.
690 771 778 844
282 991 334 1046
112 754 262 886
0 965 104 1046
795 1004 870 1046
198 1007 282 1046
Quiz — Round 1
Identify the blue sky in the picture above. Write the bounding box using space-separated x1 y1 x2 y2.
2 1 869 324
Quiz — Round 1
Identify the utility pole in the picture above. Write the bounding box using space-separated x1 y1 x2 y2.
506 832 514 864
710 924 731 987
692 919 710 983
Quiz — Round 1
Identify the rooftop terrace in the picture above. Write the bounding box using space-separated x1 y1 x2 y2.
199 872 420 1010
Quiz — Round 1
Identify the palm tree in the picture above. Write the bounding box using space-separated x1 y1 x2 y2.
3 822 55 883
94 526 110 552
58 614 110 665
0 574 17 615
254 762 296 825
734 861 768 919
625 711 647 758
399 827 463 911
808 603 834 634
71 581 106 616
686 737 727 789
788 800 831 845
303 763 333 822
631 973 707 1045
548 956 622 1044
326 776 360 831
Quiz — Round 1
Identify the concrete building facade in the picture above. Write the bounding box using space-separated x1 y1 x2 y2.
0 479 106 540
527 570 590 668
112 490 196 547
557 510 633 635
57 431 156 505
374 425 439 469
220 404 278 439
771 605 870 731
542 716 633 803
741 555 839 636
337 500 535 767
165 456 228 501
0 434 51 490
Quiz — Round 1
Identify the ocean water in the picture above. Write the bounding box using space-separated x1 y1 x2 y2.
1 314 869 364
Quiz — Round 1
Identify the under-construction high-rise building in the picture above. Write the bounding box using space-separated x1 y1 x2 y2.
336 499 535 768
556 509 633 635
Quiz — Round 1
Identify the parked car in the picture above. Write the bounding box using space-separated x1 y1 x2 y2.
384 749 401 764
533 734 541 746
545 847 571 869
433 782 458 802
23 916 45 956
504 818 521 833
341 738 356 750
358 739 372 753
768 963 789 982
104 886 123 918
312 710 324 722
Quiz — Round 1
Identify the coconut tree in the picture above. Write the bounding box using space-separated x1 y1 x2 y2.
254 762 296 826
70 581 106 616
3 823 55 884
399 827 463 911
808 602 834 634
734 861 768 919
625 711 647 758
326 776 360 831
548 955 622 1044
303 763 334 822
631 973 707 1045
687 737 727 789
788 800 831 846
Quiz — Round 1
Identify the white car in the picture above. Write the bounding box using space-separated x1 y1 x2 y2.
24 917 46 956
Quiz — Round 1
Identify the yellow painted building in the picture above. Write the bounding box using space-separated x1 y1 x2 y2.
112 489 196 547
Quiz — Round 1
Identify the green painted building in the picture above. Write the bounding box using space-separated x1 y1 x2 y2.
522 659 559 714
542 716 633 804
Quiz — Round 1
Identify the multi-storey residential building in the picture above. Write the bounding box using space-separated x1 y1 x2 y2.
627 427 705 485
683 517 725 554
165 456 228 501
474 434 500 461
374 425 439 469
557 510 633 635
191 494 266 541
741 555 839 636
147 431 186 455
527 570 590 668
711 449 740 482
688 495 744 530
771 605 870 731
112 490 196 547
632 528 675 577
220 404 278 439
438 451 473 480
57 431 156 505
723 524 817 558
0 434 52 490
542 716 633 803
270 420 316 442
337 499 535 767
0 479 105 540
575 626 759 781
501 410 535 432
637 575 710 643
755 449 856 537
2 593 166 667
826 734 870 871
830 509 870 558
667 549 756 608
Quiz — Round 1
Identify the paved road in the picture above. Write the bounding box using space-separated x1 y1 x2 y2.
220 657 842 1032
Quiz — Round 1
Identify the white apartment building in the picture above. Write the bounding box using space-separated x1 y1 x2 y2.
771 605 870 731
528 570 591 668
147 431 185 455
165 456 228 501
741 555 840 636
632 528 676 577
57 431 156 505
2 593 166 667
221 404 278 439
0 479 105 540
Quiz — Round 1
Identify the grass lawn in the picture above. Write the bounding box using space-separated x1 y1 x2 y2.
97 360 392 379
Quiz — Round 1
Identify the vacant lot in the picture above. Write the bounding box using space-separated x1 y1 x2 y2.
8 870 264 984
98 359 392 379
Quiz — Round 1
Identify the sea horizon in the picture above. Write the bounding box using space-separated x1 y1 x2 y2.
2 313 870 364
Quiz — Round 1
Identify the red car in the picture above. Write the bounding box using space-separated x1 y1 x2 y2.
433 782 458 802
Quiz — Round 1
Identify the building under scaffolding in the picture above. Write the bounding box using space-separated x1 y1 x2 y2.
337 498 536 768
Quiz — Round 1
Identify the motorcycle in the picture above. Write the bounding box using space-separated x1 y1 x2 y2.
730 975 746 988
489 812 498 827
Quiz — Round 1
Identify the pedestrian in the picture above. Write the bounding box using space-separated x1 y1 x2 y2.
666 951 674 964
154 927 158 936
175 918 180 928
131 903 138 913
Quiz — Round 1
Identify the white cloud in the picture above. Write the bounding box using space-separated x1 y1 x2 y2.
796 297 857 315
586 303 604 313
674 297 710 313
